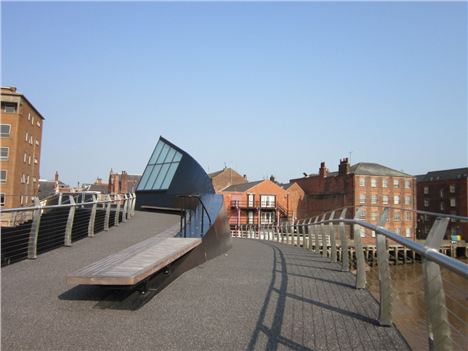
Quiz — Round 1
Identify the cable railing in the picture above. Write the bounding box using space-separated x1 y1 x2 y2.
231 205 468 351
0 193 137 266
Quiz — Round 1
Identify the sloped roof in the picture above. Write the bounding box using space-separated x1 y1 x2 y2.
88 183 109 194
223 180 263 192
416 167 468 182
208 169 225 178
350 163 412 177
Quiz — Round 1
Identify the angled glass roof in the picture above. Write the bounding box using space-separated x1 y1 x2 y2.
137 139 183 191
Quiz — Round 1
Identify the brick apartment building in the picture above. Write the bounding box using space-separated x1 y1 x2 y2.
416 168 468 241
221 179 294 227
209 167 247 192
1 87 44 208
290 158 417 244
108 170 141 194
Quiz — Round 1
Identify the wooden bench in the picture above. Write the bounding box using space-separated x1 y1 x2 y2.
67 225 201 286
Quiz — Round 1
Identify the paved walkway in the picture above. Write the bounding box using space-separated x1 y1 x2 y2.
2 213 409 350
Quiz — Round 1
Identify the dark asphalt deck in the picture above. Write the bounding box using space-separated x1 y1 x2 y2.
1 212 410 351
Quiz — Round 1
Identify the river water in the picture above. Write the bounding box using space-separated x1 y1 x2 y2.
365 260 468 351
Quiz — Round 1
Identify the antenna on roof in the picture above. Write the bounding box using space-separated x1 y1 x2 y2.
348 151 353 164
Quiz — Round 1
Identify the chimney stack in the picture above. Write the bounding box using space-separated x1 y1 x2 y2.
319 162 328 177
338 158 350 175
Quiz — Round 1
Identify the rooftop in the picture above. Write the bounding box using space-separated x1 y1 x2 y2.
416 167 468 182
222 180 264 192
2 211 409 350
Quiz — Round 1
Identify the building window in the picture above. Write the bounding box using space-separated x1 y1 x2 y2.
424 186 429 194
37 120 41 128
394 195 400 205
25 132 29 142
371 230 376 238
449 185 455 193
404 196 411 205
27 113 31 121
394 211 401 221
20 174 26 184
1 124 11 137
371 178 377 187
29 136 33 144
0 193 4 207
26 175 30 184
260 195 276 208
371 212 378 221
35 139 39 146
440 202 445 211
260 211 275 224
395 227 401 234
0 170 7 182
359 177 365 187
371 194 378 204
393 179 400 188
248 211 254 224
23 153 27 163
382 179 388 188
34 158 38 164
405 228 411 238
440 189 444 198
405 212 412 221
404 180 411 189
383 195 389 205
450 198 456 207
424 199 429 207
359 194 366 204
1 101 17 113
359 210 366 219
0 147 9 161
33 177 37 183
31 116 35 125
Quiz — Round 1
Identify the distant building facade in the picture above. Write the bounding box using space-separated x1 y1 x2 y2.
209 167 247 192
221 179 297 227
291 158 417 244
108 170 141 194
1 87 44 208
416 168 468 241
38 171 70 200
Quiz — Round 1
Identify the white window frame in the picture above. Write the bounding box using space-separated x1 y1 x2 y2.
404 196 411 205
393 179 400 188
35 139 39 146
23 153 27 163
371 194 378 204
424 199 429 207
0 169 7 182
383 195 389 205
449 185 455 193
25 132 29 142
359 194 366 204
404 180 411 189
394 211 401 221
370 178 377 188
0 146 9 161
359 177 365 187
424 186 429 194
0 192 5 207
382 179 388 188
405 228 411 238
0 124 11 137
405 212 412 221
394 195 400 205
450 198 456 207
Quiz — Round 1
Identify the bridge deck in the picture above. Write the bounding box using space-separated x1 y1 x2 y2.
1 212 409 350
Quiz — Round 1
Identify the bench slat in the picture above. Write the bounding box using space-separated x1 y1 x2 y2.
67 235 201 286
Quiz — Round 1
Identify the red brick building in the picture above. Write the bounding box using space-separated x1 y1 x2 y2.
108 170 141 194
209 167 247 192
291 158 417 244
221 179 293 227
416 168 468 241
1 87 44 208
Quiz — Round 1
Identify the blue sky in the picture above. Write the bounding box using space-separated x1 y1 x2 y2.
2 1 467 185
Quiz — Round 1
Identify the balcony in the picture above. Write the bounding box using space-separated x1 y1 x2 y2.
230 200 276 209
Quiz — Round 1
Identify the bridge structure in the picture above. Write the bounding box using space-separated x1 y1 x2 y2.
1 137 466 350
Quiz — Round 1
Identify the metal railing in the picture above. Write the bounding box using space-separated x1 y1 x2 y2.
1 193 137 265
231 206 468 351
178 194 212 237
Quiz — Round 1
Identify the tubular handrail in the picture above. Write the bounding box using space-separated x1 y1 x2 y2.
299 204 468 223
313 217 468 278
0 194 128 214
177 194 212 235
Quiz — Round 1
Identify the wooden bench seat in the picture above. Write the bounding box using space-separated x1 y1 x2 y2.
67 225 201 286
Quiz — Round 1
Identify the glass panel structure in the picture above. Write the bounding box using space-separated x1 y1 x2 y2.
137 139 183 191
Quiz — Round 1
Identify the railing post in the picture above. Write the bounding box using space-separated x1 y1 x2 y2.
315 216 321 254
114 194 121 227
130 192 136 217
307 218 313 251
27 198 42 259
104 195 111 231
423 217 451 351
321 214 328 258
329 211 337 262
339 208 349 271
64 195 76 246
122 194 128 223
88 194 98 237
376 208 392 326
354 207 366 289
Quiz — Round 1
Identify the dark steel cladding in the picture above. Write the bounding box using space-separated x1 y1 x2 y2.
135 136 232 283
